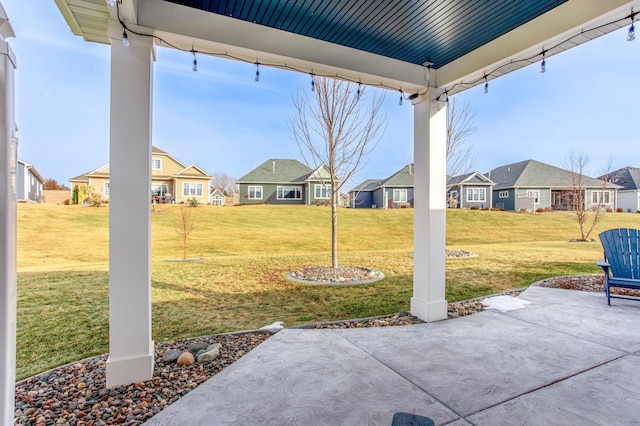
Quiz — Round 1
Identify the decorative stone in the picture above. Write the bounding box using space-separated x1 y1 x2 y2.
162 349 182 362
177 352 195 366
207 343 222 352
197 347 221 363
187 341 209 353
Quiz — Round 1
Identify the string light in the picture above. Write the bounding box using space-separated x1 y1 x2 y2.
356 82 362 100
110 3 635 105
255 63 260 82
191 50 198 72
122 30 129 48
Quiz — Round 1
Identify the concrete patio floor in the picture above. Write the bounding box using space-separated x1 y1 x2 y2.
146 286 640 425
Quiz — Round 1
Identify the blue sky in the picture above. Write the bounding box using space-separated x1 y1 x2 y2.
4 0 640 190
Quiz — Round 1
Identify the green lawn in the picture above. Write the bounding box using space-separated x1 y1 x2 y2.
16 204 640 379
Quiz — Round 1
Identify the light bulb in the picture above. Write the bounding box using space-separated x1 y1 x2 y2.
122 30 129 48
540 58 546 73
483 80 489 94
192 52 198 72
311 75 315 92
255 64 260 82
628 23 635 41
356 83 361 100
399 91 404 106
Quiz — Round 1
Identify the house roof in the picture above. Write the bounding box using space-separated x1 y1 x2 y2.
487 159 619 190
18 159 45 184
599 167 640 191
350 164 414 192
350 179 384 193
447 171 495 186
237 159 314 183
68 146 210 182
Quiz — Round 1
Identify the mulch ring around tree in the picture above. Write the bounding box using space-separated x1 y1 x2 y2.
286 265 384 285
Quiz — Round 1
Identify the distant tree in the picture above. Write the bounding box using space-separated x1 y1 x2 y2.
289 76 386 268
446 97 477 178
43 178 69 190
210 171 235 196
564 150 616 241
175 204 196 260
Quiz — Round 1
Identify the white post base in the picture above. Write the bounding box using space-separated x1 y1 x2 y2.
411 297 448 323
106 341 154 388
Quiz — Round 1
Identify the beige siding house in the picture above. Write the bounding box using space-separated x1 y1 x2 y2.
69 147 211 205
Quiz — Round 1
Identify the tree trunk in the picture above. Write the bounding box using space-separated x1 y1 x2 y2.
331 190 338 268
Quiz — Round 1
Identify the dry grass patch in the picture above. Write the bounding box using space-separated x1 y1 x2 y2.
16 204 640 379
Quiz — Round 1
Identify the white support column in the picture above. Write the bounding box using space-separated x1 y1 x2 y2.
0 22 15 422
411 91 448 322
106 23 155 388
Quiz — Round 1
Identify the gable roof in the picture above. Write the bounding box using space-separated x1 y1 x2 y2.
18 159 44 184
350 179 384 193
447 171 495 186
237 159 313 184
383 164 414 187
599 167 640 191
487 159 618 190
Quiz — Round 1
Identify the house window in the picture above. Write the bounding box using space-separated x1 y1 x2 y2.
152 158 162 170
393 189 407 203
314 184 331 199
248 185 262 200
182 182 203 197
592 190 612 205
450 190 458 199
526 190 540 204
466 188 486 202
103 182 110 197
277 186 302 200
211 195 225 206
499 191 509 198
152 184 169 197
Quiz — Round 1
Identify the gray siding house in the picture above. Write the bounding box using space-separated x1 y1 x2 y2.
17 159 44 203
349 164 414 208
446 171 495 209
236 159 335 205
488 159 620 211
599 166 640 212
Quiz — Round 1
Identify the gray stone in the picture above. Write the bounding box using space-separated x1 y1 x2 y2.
197 347 221 363
206 343 222 352
162 349 182 362
187 341 209 353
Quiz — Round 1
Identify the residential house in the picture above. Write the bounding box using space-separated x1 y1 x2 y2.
487 159 620 211
17 159 44 202
599 166 640 212
209 188 226 206
69 147 211 205
446 171 495 209
349 164 414 208
236 159 336 205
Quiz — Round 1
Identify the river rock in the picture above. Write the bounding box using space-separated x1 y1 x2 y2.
177 352 195 366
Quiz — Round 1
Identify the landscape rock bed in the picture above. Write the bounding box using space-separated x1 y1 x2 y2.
288 265 383 284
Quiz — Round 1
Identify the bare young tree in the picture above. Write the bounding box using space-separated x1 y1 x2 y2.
210 170 236 196
175 204 196 260
565 150 616 241
289 76 387 268
446 97 477 178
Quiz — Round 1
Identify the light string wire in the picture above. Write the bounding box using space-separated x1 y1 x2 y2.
113 2 637 102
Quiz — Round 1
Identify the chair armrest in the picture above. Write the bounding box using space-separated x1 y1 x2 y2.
595 259 611 275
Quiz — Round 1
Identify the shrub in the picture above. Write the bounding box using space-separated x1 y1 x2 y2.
606 208 613 213
187 198 199 207
315 200 321 206
617 208 623 213
324 200 330 207
536 208 544 213
469 206 479 210
90 199 102 207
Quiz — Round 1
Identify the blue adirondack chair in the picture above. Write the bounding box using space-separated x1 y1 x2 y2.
596 228 640 305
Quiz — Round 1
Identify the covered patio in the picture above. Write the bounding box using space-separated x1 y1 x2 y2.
2 0 640 421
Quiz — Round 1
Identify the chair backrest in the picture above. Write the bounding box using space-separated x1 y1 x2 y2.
599 228 640 279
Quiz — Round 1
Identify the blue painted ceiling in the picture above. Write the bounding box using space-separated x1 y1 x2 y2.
164 0 568 68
